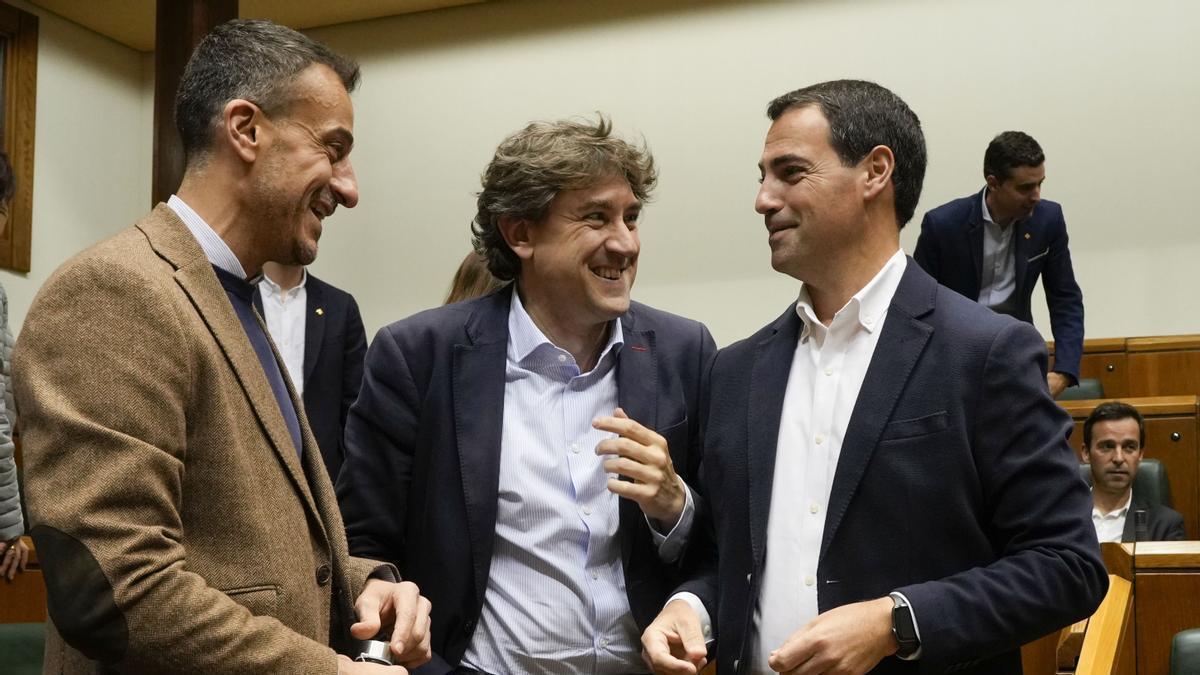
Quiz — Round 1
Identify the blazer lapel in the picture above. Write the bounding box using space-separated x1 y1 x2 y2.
1013 220 1033 299
821 261 934 559
967 189 987 293
137 206 322 524
616 309 657 564
748 306 804 569
453 289 511 605
303 279 325 386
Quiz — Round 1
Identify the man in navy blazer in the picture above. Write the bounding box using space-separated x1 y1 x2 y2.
338 117 715 674
642 81 1105 675
913 132 1084 398
255 264 367 482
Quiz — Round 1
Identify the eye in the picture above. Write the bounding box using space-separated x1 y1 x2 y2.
625 211 641 230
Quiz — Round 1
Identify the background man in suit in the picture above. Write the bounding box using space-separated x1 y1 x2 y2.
13 20 429 673
913 131 1084 398
1083 401 1186 543
257 262 367 482
642 80 1105 675
337 116 716 674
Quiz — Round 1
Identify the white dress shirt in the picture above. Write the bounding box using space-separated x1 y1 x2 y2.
166 195 247 279
1092 491 1131 544
978 191 1018 311
258 271 309 397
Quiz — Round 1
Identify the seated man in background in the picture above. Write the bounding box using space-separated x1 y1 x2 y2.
338 116 716 674
1084 401 1186 542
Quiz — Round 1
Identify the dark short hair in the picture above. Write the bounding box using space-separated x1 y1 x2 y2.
0 152 14 203
1083 401 1145 449
471 115 657 281
766 79 927 228
174 19 360 164
983 131 1044 182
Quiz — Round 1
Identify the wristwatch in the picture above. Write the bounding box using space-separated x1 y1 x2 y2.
890 592 921 658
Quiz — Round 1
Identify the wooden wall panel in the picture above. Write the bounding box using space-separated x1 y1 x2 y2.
1128 350 1200 399
1134 572 1200 675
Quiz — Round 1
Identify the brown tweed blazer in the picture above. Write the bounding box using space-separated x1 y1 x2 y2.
13 205 391 674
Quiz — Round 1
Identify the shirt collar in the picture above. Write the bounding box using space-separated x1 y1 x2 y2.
794 249 907 342
260 268 308 298
167 194 254 281
507 286 624 370
981 188 997 226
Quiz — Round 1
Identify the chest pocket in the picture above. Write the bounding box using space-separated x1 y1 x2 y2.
879 411 949 441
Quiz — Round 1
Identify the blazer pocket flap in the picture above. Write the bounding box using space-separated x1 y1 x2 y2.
1027 247 1049 263
223 584 280 615
880 411 949 441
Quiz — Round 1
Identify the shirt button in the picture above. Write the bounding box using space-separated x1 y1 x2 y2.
810 503 820 514
582 506 592 516
591 570 599 580
804 575 815 587
600 637 610 649
824 368 833 376
570 442 580 454
557 354 567 363
814 435 825 445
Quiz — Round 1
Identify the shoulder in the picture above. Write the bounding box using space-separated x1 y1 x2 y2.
375 291 504 349
306 274 354 303
922 193 978 228
1031 199 1067 229
626 301 710 341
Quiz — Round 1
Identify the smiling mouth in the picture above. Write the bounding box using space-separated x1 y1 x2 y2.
591 266 626 281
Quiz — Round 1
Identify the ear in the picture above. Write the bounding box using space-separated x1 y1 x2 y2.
861 145 895 202
498 215 536 262
222 99 267 163
985 174 1000 191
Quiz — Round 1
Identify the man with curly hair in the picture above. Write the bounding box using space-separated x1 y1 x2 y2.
338 116 716 674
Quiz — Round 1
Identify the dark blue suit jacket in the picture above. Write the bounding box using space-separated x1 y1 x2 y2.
337 286 716 672
254 274 366 482
681 260 1106 674
913 190 1084 382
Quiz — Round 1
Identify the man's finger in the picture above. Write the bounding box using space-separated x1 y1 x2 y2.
595 437 664 466
642 629 698 675
593 413 663 447
603 456 663 483
352 581 386 639
607 478 655 502
387 582 422 655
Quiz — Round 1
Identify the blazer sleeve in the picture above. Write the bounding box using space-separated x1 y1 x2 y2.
14 259 339 674
1041 208 1084 383
338 327 419 564
893 320 1107 671
912 211 941 280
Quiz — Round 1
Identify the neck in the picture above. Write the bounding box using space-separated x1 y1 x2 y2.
1093 487 1132 516
804 233 898 325
518 286 612 373
263 262 304 291
984 190 1016 228
176 169 264 278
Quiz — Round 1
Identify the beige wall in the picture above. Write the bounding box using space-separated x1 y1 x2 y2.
10 0 1197 348
297 0 1198 346
1 0 151 335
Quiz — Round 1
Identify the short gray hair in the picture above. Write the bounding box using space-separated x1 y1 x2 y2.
174 19 359 164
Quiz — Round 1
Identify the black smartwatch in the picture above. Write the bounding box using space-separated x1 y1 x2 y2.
890 593 920 658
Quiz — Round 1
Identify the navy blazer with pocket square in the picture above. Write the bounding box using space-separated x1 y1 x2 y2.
913 189 1084 382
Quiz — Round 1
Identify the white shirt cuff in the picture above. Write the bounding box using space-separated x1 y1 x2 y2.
667 592 714 644
648 479 695 563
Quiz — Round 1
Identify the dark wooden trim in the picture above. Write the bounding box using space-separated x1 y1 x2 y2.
151 0 238 207
0 2 37 273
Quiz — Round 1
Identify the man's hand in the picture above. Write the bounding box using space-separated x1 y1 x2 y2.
352 579 432 668
1047 372 1070 398
594 407 686 524
767 597 897 675
336 654 407 674
0 537 29 581
641 599 708 675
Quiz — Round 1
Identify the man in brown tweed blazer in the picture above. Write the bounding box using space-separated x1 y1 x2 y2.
13 20 430 674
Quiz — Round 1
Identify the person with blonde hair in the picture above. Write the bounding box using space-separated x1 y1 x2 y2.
443 251 505 305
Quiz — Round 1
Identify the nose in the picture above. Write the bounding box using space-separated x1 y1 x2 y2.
1029 185 1041 203
331 160 359 209
607 219 639 257
755 181 780 215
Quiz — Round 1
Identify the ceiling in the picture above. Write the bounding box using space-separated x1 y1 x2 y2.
28 0 489 52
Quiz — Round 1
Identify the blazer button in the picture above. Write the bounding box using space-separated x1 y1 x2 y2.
315 563 332 586
463 618 477 634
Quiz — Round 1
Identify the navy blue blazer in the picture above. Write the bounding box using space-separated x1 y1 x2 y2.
254 274 366 482
337 286 716 671
680 260 1106 674
1121 497 1186 542
913 190 1084 382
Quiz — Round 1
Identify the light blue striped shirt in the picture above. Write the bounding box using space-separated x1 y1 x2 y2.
166 195 249 279
461 290 648 674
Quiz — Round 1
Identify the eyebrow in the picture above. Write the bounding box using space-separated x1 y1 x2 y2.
578 199 641 212
758 153 809 173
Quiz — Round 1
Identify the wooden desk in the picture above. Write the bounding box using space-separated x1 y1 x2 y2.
1050 335 1200 400
1131 541 1200 675
0 536 46 623
1059 396 1199 540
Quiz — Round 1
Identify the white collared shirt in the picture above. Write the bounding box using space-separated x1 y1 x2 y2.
258 271 309 397
1092 492 1132 544
166 195 248 279
978 191 1018 310
746 249 908 672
